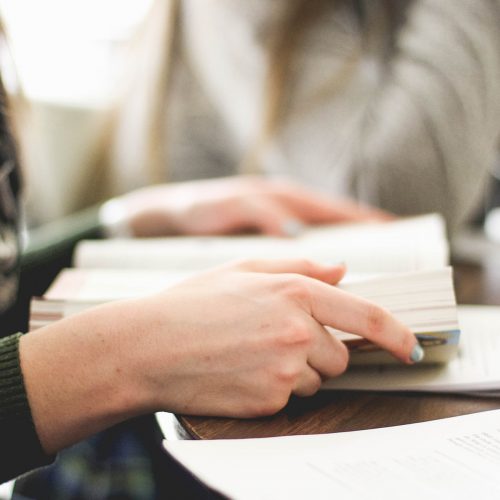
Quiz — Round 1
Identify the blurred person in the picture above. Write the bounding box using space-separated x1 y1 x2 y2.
94 0 500 234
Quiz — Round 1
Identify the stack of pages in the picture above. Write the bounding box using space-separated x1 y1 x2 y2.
323 305 500 395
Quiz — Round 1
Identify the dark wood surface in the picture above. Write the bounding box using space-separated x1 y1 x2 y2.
178 262 500 440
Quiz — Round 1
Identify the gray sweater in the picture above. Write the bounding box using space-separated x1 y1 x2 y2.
113 0 500 234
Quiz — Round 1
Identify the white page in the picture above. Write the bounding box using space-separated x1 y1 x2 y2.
322 305 500 392
74 214 448 273
44 268 194 302
163 409 500 500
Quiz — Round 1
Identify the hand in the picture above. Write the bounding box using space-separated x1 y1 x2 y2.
116 259 419 418
20 259 419 454
118 176 393 237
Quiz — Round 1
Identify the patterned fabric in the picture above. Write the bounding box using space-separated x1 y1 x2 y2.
0 90 21 331
12 414 219 500
0 162 19 314
13 418 157 500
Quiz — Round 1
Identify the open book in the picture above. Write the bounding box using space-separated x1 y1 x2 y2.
30 267 459 365
74 214 448 272
161 409 500 499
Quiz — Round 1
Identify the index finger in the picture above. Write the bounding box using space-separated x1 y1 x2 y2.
303 278 422 364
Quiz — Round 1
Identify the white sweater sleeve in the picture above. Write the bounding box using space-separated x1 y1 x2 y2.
350 0 500 232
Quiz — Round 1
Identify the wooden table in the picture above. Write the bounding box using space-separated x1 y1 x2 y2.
177 261 500 439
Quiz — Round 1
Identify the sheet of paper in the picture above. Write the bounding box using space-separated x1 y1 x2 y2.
323 305 500 392
74 214 448 273
163 409 500 500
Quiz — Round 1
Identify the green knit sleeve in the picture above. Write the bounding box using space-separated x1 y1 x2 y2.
0 333 55 482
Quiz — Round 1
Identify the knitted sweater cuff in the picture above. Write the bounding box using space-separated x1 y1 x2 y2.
0 333 55 482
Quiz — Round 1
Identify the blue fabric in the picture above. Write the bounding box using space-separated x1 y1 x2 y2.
13 417 156 500
12 415 221 500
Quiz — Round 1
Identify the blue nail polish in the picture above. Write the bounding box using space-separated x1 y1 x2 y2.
282 219 304 237
410 344 424 363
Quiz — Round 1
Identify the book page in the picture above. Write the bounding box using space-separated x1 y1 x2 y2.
74 214 448 273
44 268 194 302
163 409 500 500
322 305 500 392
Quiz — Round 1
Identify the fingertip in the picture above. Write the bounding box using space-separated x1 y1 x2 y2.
335 262 347 272
326 262 347 284
409 343 425 364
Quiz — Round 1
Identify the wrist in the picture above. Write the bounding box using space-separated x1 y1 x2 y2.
19 301 148 454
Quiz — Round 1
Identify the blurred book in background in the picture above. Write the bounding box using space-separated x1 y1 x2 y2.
73 214 449 273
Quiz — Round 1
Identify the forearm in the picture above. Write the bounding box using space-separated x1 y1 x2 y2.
19 300 148 455
350 0 500 231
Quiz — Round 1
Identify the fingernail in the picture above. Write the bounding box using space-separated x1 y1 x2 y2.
324 260 346 268
410 343 424 363
281 219 305 237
